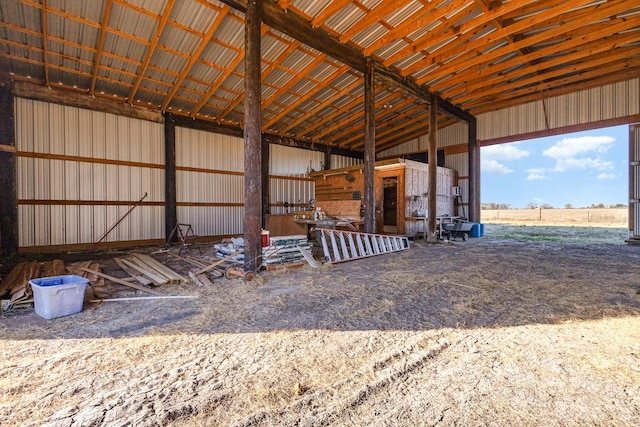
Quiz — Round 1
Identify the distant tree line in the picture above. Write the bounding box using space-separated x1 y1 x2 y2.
481 202 627 210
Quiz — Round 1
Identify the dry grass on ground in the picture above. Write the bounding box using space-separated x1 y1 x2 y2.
1 225 640 426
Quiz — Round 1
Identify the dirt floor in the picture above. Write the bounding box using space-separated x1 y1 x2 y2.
2 224 640 426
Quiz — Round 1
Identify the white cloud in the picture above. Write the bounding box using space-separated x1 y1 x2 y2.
526 168 548 181
482 159 513 175
543 136 615 172
481 143 529 175
483 144 530 161
597 173 616 180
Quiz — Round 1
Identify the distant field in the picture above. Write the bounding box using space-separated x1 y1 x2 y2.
482 208 627 227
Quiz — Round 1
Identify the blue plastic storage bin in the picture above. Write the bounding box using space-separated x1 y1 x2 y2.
29 275 89 319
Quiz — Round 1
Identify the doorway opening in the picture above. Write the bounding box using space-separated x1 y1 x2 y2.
383 177 398 233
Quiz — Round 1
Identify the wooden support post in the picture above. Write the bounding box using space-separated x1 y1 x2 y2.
244 0 262 272
262 137 270 227
0 80 17 257
363 58 375 234
164 112 178 243
468 117 479 223
427 94 438 241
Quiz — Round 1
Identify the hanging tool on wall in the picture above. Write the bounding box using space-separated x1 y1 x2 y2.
92 192 148 249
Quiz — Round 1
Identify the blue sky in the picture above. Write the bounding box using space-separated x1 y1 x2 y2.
481 125 629 208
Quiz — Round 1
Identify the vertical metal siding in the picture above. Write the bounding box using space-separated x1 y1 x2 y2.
175 127 244 237
330 154 362 169
439 122 468 148
478 79 640 141
15 98 164 247
445 152 469 218
270 144 322 214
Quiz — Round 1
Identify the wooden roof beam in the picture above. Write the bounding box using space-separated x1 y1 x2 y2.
280 76 361 133
89 0 113 95
457 53 640 109
324 95 414 143
128 0 175 104
394 0 535 73
169 114 362 158
260 54 328 110
348 104 427 149
338 0 414 44
466 63 640 113
435 16 640 93
219 0 474 123
296 93 366 139
296 83 381 138
376 117 458 153
191 51 245 117
216 36 299 120
161 5 231 111
451 42 640 104
416 0 630 85
264 63 350 129
311 0 352 28
361 0 445 57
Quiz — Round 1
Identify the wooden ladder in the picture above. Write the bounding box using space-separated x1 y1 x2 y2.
316 228 410 264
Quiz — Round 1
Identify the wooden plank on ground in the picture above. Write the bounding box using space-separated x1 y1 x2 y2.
114 258 154 286
80 268 166 296
195 250 244 275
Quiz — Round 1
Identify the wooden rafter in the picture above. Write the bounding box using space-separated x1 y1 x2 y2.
264 63 350 129
260 54 328 110
339 0 414 44
161 5 231 111
128 0 175 104
348 103 427 149
296 83 384 139
433 16 640 94
218 36 301 120
316 92 406 142
280 76 361 133
449 32 640 103
361 0 441 56
458 50 640 108
468 67 640 115
415 0 629 85
90 0 113 95
311 0 352 28
464 58 640 110
388 0 532 71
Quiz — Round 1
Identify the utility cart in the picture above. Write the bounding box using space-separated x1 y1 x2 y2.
440 220 474 241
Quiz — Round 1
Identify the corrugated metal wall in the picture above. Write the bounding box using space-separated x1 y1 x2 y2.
269 144 322 214
478 79 640 140
15 98 164 248
175 127 245 237
175 128 326 230
331 153 362 169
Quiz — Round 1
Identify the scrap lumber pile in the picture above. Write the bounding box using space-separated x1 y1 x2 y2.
67 261 107 298
114 253 186 286
0 260 65 310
